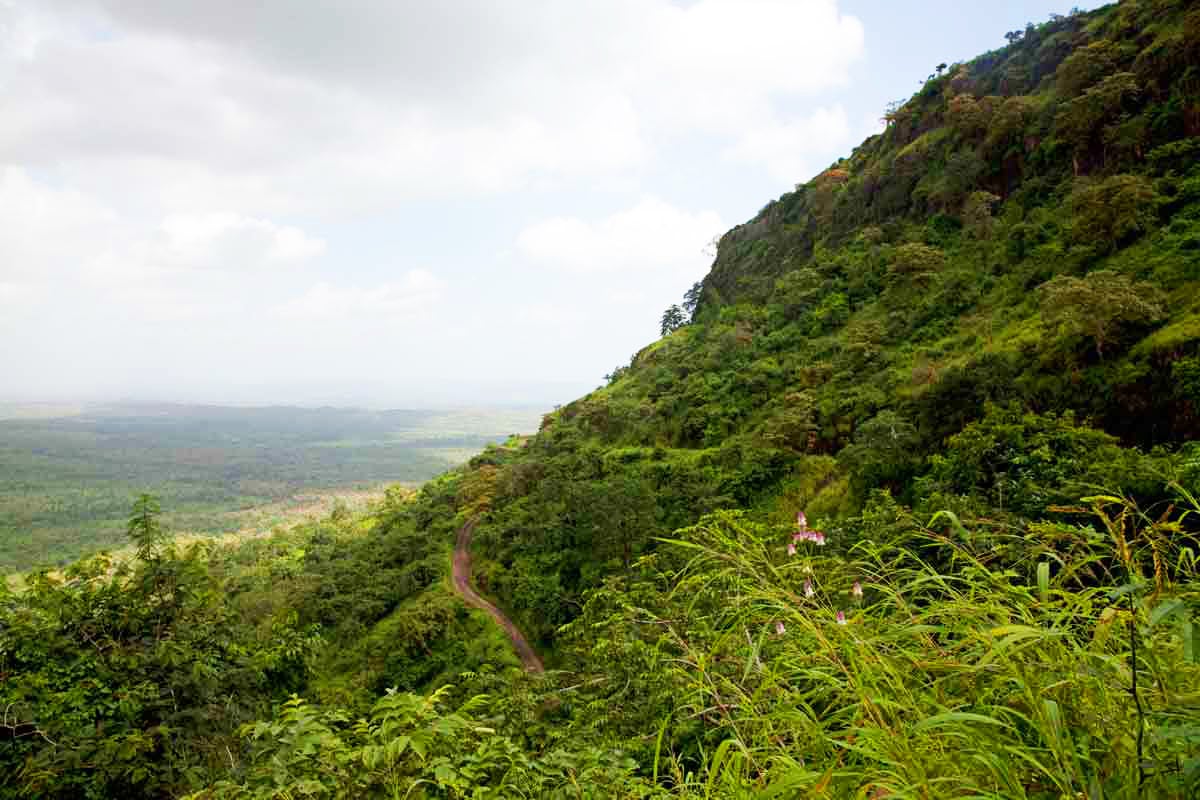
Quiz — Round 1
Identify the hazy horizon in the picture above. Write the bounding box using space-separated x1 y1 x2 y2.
0 381 584 412
0 390 563 413
1 0 1102 408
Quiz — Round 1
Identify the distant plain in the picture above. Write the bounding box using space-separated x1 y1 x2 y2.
0 402 543 572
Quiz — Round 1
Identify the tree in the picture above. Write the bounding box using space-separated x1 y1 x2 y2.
930 150 986 210
946 94 992 142
838 410 920 493
1055 39 1121 98
963 190 1001 238
983 95 1036 158
1056 72 1141 170
887 242 944 281
762 391 819 452
1038 270 1166 359
0 497 279 799
127 492 165 564
1065 174 1158 253
660 304 686 336
682 281 703 321
920 404 1126 516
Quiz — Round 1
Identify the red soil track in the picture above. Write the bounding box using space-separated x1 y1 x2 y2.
452 520 544 673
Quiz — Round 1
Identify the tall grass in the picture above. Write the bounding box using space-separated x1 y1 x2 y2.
633 489 1200 798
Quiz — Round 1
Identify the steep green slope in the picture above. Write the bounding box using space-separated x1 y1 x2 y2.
456 0 1200 645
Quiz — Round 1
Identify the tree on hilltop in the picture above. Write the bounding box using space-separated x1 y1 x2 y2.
660 304 686 336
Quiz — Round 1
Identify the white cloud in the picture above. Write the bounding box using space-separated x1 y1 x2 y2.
4 0 864 212
273 271 444 320
861 110 889 139
0 166 120 280
0 0 44 64
0 167 322 283
512 197 724 368
632 0 864 135
725 105 852 183
152 213 324 269
86 213 325 290
1 0 871 405
514 302 592 328
103 284 214 323
0 281 32 305
517 196 722 275
606 289 647 306
0 165 326 330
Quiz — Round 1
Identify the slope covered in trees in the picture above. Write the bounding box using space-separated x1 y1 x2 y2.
451 0 1200 652
3 1 1200 796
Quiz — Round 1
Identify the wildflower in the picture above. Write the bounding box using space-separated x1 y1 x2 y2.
836 610 847 625
775 620 786 636
804 579 816 598
801 564 813 575
794 509 827 547
851 581 863 599
787 541 796 557
793 528 826 545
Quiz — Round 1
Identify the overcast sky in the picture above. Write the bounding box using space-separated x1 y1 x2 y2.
1 0 1102 408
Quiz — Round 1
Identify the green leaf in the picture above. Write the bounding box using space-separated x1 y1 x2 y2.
1107 581 1146 601
409 735 428 760
652 714 671 784
705 739 746 798
1148 598 1187 627
1081 494 1126 505
928 510 969 536
913 711 1011 732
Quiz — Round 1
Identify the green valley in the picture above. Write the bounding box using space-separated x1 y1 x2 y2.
0 403 541 571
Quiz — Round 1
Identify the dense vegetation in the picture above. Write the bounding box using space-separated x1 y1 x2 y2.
4 2 1200 796
0 404 540 571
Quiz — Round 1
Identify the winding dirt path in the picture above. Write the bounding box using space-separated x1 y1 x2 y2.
452 520 544 673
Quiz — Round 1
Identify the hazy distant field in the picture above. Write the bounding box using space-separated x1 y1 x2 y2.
0 403 543 572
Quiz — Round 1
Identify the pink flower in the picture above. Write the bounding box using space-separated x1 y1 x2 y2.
787 541 797 557
851 581 863 599
804 579 815 598
835 610 847 625
775 620 786 636
793 517 827 546
794 529 826 545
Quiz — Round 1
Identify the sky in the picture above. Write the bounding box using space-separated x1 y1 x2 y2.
0 0 1105 409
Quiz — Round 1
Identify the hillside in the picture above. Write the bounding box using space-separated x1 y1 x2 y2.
448 0 1200 648
3 2 1200 797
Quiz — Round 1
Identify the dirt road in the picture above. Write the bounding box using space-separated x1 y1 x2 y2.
452 520 544 673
